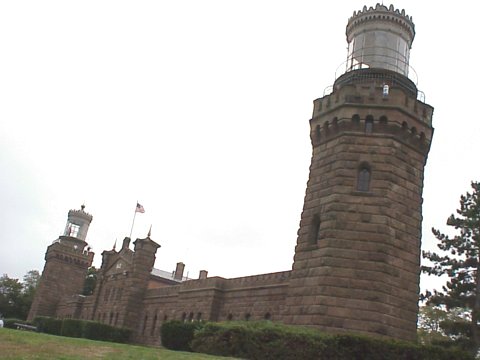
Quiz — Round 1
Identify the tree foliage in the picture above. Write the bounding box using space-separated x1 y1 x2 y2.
0 270 40 320
417 305 468 346
82 266 97 296
422 181 480 353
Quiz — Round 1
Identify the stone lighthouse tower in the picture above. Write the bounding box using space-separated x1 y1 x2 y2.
28 206 94 321
284 4 433 341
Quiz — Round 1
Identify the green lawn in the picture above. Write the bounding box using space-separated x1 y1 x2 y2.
0 328 234 359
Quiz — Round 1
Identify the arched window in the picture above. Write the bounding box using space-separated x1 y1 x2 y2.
264 312 272 320
332 117 339 128
379 115 388 125
227 314 233 321
309 214 320 244
116 288 123 301
245 313 251 321
110 288 116 302
181 312 187 322
365 115 373 133
151 313 157 336
352 114 360 125
357 165 371 192
142 314 148 335
104 288 110 302
196 312 202 321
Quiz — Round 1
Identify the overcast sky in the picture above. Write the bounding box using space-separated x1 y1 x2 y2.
1 1 479 294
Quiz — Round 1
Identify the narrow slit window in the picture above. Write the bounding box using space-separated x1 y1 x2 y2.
365 116 373 133
357 166 371 192
151 313 157 336
309 214 320 244
142 314 148 335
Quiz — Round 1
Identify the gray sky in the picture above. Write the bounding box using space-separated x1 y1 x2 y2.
1 1 479 294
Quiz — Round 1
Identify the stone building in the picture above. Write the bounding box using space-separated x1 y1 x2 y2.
28 4 433 345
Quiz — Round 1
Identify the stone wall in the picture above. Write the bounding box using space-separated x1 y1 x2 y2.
284 76 433 341
136 271 291 345
28 240 92 321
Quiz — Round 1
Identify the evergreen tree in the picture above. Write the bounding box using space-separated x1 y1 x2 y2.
422 181 480 352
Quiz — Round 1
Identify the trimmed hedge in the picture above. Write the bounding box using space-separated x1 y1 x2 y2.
190 321 474 360
83 320 131 343
160 320 205 351
61 318 83 338
34 316 62 335
32 317 131 343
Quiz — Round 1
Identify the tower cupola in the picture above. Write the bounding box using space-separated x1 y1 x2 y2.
63 204 93 241
345 4 415 76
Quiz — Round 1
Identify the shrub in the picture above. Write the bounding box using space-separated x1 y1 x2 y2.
32 317 131 343
83 320 113 341
190 321 474 360
82 320 131 343
110 326 132 343
161 320 204 351
33 316 62 335
61 318 84 338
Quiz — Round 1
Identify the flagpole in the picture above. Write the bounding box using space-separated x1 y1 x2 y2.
129 203 138 239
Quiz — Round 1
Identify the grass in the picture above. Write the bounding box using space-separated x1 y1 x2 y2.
0 328 235 359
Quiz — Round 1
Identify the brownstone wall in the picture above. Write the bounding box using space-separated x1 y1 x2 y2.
28 240 92 321
56 294 93 319
136 271 291 345
284 76 433 341
218 271 290 323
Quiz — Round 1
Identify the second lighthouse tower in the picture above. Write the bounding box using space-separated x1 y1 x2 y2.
284 4 434 341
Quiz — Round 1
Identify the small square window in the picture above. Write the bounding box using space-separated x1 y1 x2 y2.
66 223 80 237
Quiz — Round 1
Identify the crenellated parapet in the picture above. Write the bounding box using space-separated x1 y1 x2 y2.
310 76 433 156
145 285 182 298
223 271 291 289
347 4 415 42
45 245 93 268
179 276 227 292
68 208 93 222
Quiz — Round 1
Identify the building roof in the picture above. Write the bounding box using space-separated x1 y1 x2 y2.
150 268 191 282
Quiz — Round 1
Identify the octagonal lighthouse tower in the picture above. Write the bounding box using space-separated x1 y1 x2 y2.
284 4 433 341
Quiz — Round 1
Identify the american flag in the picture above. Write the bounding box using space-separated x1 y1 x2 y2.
136 202 145 213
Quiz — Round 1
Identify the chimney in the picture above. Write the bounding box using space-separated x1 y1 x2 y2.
122 237 131 250
174 262 185 281
199 270 208 279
